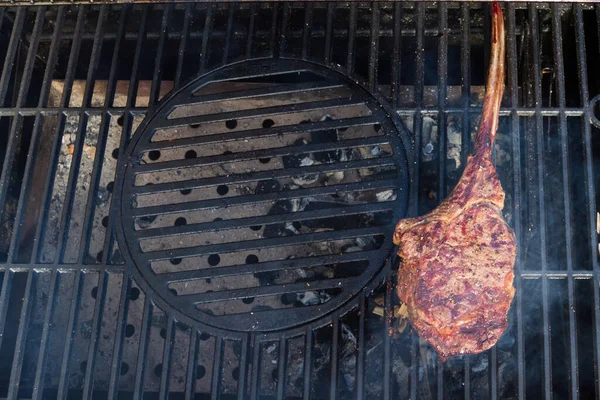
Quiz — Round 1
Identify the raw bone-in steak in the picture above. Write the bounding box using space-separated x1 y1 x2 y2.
393 3 516 360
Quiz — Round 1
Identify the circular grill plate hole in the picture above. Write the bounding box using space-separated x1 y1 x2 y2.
115 59 409 332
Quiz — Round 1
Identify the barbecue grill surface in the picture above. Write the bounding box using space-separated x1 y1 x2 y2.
0 2 598 399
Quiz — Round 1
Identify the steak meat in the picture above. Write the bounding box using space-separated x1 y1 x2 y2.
393 3 516 360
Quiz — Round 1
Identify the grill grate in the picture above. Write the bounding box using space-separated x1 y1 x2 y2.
0 2 597 399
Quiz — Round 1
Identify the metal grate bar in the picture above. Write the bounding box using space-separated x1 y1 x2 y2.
55 6 107 264
355 292 366 400
574 5 600 397
0 8 44 243
162 250 375 286
137 202 393 241
383 260 392 400
528 5 552 398
188 277 354 305
7 8 62 262
302 329 313 400
174 4 191 90
184 328 199 400
391 3 402 109
6 271 35 399
107 275 131 400
0 8 25 106
464 357 471 400
137 134 387 174
346 3 357 75
236 335 248 400
149 5 171 108
159 97 364 128
158 313 175 398
142 226 385 262
0 270 12 350
209 336 222 399
461 3 471 160
329 316 339 400
134 156 395 195
324 3 334 64
490 347 498 399
302 3 313 60
268 3 278 58
78 5 128 264
368 3 380 92
275 337 287 400
56 271 84 400
278 3 289 57
132 178 394 218
82 271 108 398
31 270 58 400
437 2 448 201
505 4 525 399
249 334 261 400
222 4 235 65
133 292 154 399
551 5 579 399
31 6 86 262
145 114 379 151
199 4 213 74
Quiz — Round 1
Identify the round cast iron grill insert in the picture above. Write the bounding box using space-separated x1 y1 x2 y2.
115 59 410 332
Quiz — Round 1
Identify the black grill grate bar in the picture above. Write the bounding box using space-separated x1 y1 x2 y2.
136 134 389 174
133 292 154 399
324 3 334 64
55 5 107 264
149 5 171 108
7 11 59 262
302 330 313 400
31 6 85 263
144 115 379 151
199 4 213 74
368 3 380 93
132 179 396 218
190 81 346 104
383 259 393 400
551 5 579 398
279 3 289 57
276 336 287 400
574 5 600 396
107 274 131 400
142 226 385 262
132 157 396 195
461 3 472 161
0 270 13 351
0 8 44 258
249 334 261 400
329 316 340 399
356 292 366 400
187 277 354 305
302 3 313 61
56 271 84 400
267 3 279 58
159 97 364 129
391 3 402 110
31 270 59 400
347 3 357 75
464 357 471 400
0 8 25 106
82 271 109 398
174 3 191 91
223 4 235 65
505 4 525 398
210 335 223 400
159 313 176 398
6 271 35 399
528 5 552 398
236 335 249 400
79 4 128 265
137 201 393 241
184 328 199 400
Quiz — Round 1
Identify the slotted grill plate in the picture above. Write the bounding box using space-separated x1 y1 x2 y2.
115 59 410 332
